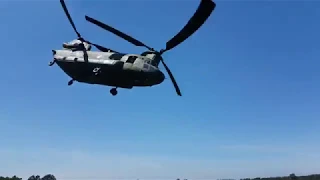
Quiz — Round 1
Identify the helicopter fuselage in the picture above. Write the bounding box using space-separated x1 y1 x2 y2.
52 49 165 89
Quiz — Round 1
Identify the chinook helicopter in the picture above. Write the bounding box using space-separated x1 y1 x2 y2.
50 0 216 96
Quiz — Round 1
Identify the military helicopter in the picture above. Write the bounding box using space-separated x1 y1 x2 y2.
50 0 216 96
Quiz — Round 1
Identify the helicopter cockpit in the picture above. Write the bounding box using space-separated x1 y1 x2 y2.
140 51 161 67
140 55 158 66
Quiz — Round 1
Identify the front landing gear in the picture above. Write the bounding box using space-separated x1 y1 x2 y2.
68 79 74 86
110 88 118 96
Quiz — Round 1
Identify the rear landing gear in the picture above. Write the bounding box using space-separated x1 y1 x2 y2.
48 59 56 66
110 88 118 96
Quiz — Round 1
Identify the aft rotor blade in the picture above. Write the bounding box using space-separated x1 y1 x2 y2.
164 0 216 52
60 0 81 38
85 15 153 50
160 59 182 96
91 43 119 53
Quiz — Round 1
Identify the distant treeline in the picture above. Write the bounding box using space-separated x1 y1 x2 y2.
0 176 22 180
0 174 55 180
1 174 320 180
240 174 320 180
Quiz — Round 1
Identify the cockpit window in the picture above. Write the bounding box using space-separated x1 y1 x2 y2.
126 56 137 63
151 61 157 66
149 65 156 70
143 63 149 70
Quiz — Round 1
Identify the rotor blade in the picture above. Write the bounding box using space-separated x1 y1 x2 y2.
164 0 216 52
60 0 81 38
91 43 119 53
160 59 182 96
85 15 153 50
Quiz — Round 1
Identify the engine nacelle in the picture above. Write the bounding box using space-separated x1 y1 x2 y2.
62 39 91 51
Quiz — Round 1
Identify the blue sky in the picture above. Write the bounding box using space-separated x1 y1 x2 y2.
0 0 320 179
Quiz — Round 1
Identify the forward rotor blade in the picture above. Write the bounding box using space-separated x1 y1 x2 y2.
164 0 216 52
160 59 182 96
60 0 81 38
85 15 153 50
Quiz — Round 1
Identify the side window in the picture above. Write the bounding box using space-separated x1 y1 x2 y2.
143 63 149 70
126 56 137 63
109 53 125 60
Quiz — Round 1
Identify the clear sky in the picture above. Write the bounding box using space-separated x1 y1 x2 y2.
0 0 320 180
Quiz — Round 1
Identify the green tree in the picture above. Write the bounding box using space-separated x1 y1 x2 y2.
290 174 298 180
41 174 56 180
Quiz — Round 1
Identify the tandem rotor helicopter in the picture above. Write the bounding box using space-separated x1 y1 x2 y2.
49 0 216 96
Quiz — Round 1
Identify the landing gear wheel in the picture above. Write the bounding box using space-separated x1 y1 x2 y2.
68 79 74 86
110 88 118 96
